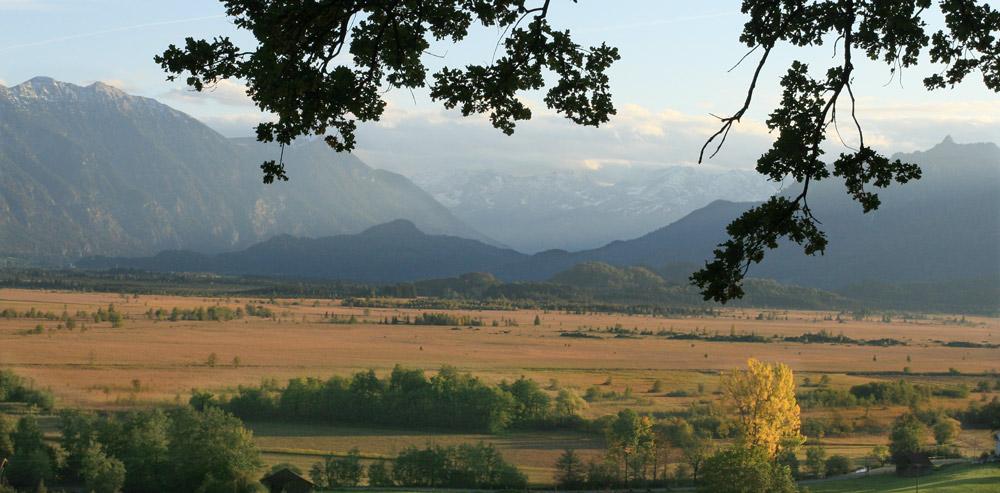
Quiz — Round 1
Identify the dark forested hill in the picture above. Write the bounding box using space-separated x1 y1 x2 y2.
80 219 526 281
78 137 998 294
0 77 488 262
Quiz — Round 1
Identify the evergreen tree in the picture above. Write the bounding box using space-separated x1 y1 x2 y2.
554 449 585 489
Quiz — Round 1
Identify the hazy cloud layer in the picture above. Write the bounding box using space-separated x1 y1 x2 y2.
163 79 254 107
349 98 776 176
198 97 998 176
199 112 277 138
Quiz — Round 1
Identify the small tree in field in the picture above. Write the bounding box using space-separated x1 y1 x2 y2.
933 418 961 445
825 454 852 477
554 449 585 489
888 414 926 462
805 446 827 478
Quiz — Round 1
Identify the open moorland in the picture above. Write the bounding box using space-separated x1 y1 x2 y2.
1 288 998 485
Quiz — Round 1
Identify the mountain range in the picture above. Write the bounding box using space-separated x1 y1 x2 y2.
81 136 1000 292
410 167 779 252
3 77 996 294
0 77 488 263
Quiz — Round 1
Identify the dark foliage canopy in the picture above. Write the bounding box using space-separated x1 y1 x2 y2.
157 1 999 302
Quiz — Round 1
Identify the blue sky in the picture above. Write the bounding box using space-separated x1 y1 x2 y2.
2 0 998 176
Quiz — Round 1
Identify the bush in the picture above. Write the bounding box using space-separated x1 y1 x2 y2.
699 447 796 493
391 443 526 489
825 455 852 476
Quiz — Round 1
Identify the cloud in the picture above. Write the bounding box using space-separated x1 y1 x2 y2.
198 112 277 138
195 96 997 178
823 99 1000 153
163 79 255 107
0 77 7 87
350 98 777 176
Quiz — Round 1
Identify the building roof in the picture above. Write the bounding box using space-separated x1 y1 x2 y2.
261 468 314 488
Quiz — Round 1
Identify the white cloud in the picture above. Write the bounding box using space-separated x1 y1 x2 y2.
163 79 255 107
198 112 277 138
350 98 777 176
0 77 7 87
193 96 997 178
823 100 1000 153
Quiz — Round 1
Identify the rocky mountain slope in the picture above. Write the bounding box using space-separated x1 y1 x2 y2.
0 77 487 262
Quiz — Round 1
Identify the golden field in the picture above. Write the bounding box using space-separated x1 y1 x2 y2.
1 288 998 484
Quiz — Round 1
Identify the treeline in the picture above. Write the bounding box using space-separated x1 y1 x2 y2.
375 312 484 326
836 274 1000 315
2 266 996 315
0 407 263 492
799 380 931 409
568 326 906 347
143 303 274 322
1 304 123 329
217 365 581 433
0 370 55 411
309 444 526 490
344 295 712 317
798 379 979 410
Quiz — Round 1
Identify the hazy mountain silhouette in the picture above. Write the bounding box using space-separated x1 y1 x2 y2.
81 219 524 281
79 138 998 290
411 167 778 252
0 77 490 263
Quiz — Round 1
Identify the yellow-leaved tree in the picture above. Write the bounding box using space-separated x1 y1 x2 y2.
721 358 804 457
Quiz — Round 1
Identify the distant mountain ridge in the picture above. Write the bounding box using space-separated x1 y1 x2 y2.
0 77 489 262
81 219 524 281
83 138 1000 293
410 167 779 252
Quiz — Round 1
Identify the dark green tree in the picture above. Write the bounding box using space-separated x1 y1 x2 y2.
116 410 170 492
80 443 126 493
58 409 99 482
824 454 852 477
5 416 55 491
312 448 365 487
367 461 394 487
888 413 926 462
167 407 264 492
0 415 14 460
554 448 585 489
805 446 827 478
697 446 796 493
502 376 551 426
156 1 1000 302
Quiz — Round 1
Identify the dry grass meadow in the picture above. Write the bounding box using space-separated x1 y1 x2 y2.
1 288 998 484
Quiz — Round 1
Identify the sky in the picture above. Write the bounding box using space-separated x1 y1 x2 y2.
1 0 998 177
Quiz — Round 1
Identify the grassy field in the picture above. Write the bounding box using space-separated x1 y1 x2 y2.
807 463 1000 492
1 288 998 484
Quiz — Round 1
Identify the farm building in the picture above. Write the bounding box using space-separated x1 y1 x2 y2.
260 468 314 493
895 452 933 478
